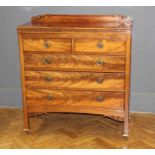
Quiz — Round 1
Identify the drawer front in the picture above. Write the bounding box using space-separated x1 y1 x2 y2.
26 89 124 110
75 39 126 54
24 54 125 72
25 71 125 91
23 38 72 52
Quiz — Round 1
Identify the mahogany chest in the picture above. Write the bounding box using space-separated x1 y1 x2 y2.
17 14 132 137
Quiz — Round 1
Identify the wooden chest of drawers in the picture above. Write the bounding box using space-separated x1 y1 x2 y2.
17 14 132 137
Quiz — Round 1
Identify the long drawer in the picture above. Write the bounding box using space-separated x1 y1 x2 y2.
26 89 124 110
24 54 125 72
25 71 125 91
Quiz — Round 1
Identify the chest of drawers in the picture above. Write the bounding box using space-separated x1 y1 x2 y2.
17 14 132 137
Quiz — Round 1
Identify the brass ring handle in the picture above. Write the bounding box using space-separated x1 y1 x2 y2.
96 59 104 66
46 95 53 101
44 76 53 82
96 96 104 102
44 40 51 48
97 42 104 49
43 57 52 64
96 77 104 84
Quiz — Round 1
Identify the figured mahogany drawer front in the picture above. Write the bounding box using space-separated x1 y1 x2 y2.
26 89 124 110
24 54 125 72
25 71 125 91
75 39 126 55
23 38 72 52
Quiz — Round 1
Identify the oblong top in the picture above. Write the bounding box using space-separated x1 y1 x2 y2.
31 14 132 29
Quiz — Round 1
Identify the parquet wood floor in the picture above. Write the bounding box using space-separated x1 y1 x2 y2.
0 108 154 149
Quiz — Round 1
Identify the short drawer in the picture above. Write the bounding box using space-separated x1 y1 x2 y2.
26 89 124 111
75 39 126 55
25 71 125 91
23 38 72 52
24 54 125 72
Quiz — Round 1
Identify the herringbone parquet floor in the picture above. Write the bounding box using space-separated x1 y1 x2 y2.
0 108 154 149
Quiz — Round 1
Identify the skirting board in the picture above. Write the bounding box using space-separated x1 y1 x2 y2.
0 88 155 112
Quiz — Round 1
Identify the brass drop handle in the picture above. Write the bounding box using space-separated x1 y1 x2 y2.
96 59 104 66
96 77 104 84
43 57 52 64
97 42 104 49
46 95 53 101
44 40 51 48
96 96 104 102
44 76 53 82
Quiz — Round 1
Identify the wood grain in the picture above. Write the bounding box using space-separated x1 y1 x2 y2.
24 54 125 72
22 33 128 40
17 14 132 136
123 36 132 136
17 15 132 34
25 71 125 91
26 89 124 111
18 34 30 131
23 38 71 52
75 39 126 54
31 14 132 29
0 108 154 149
